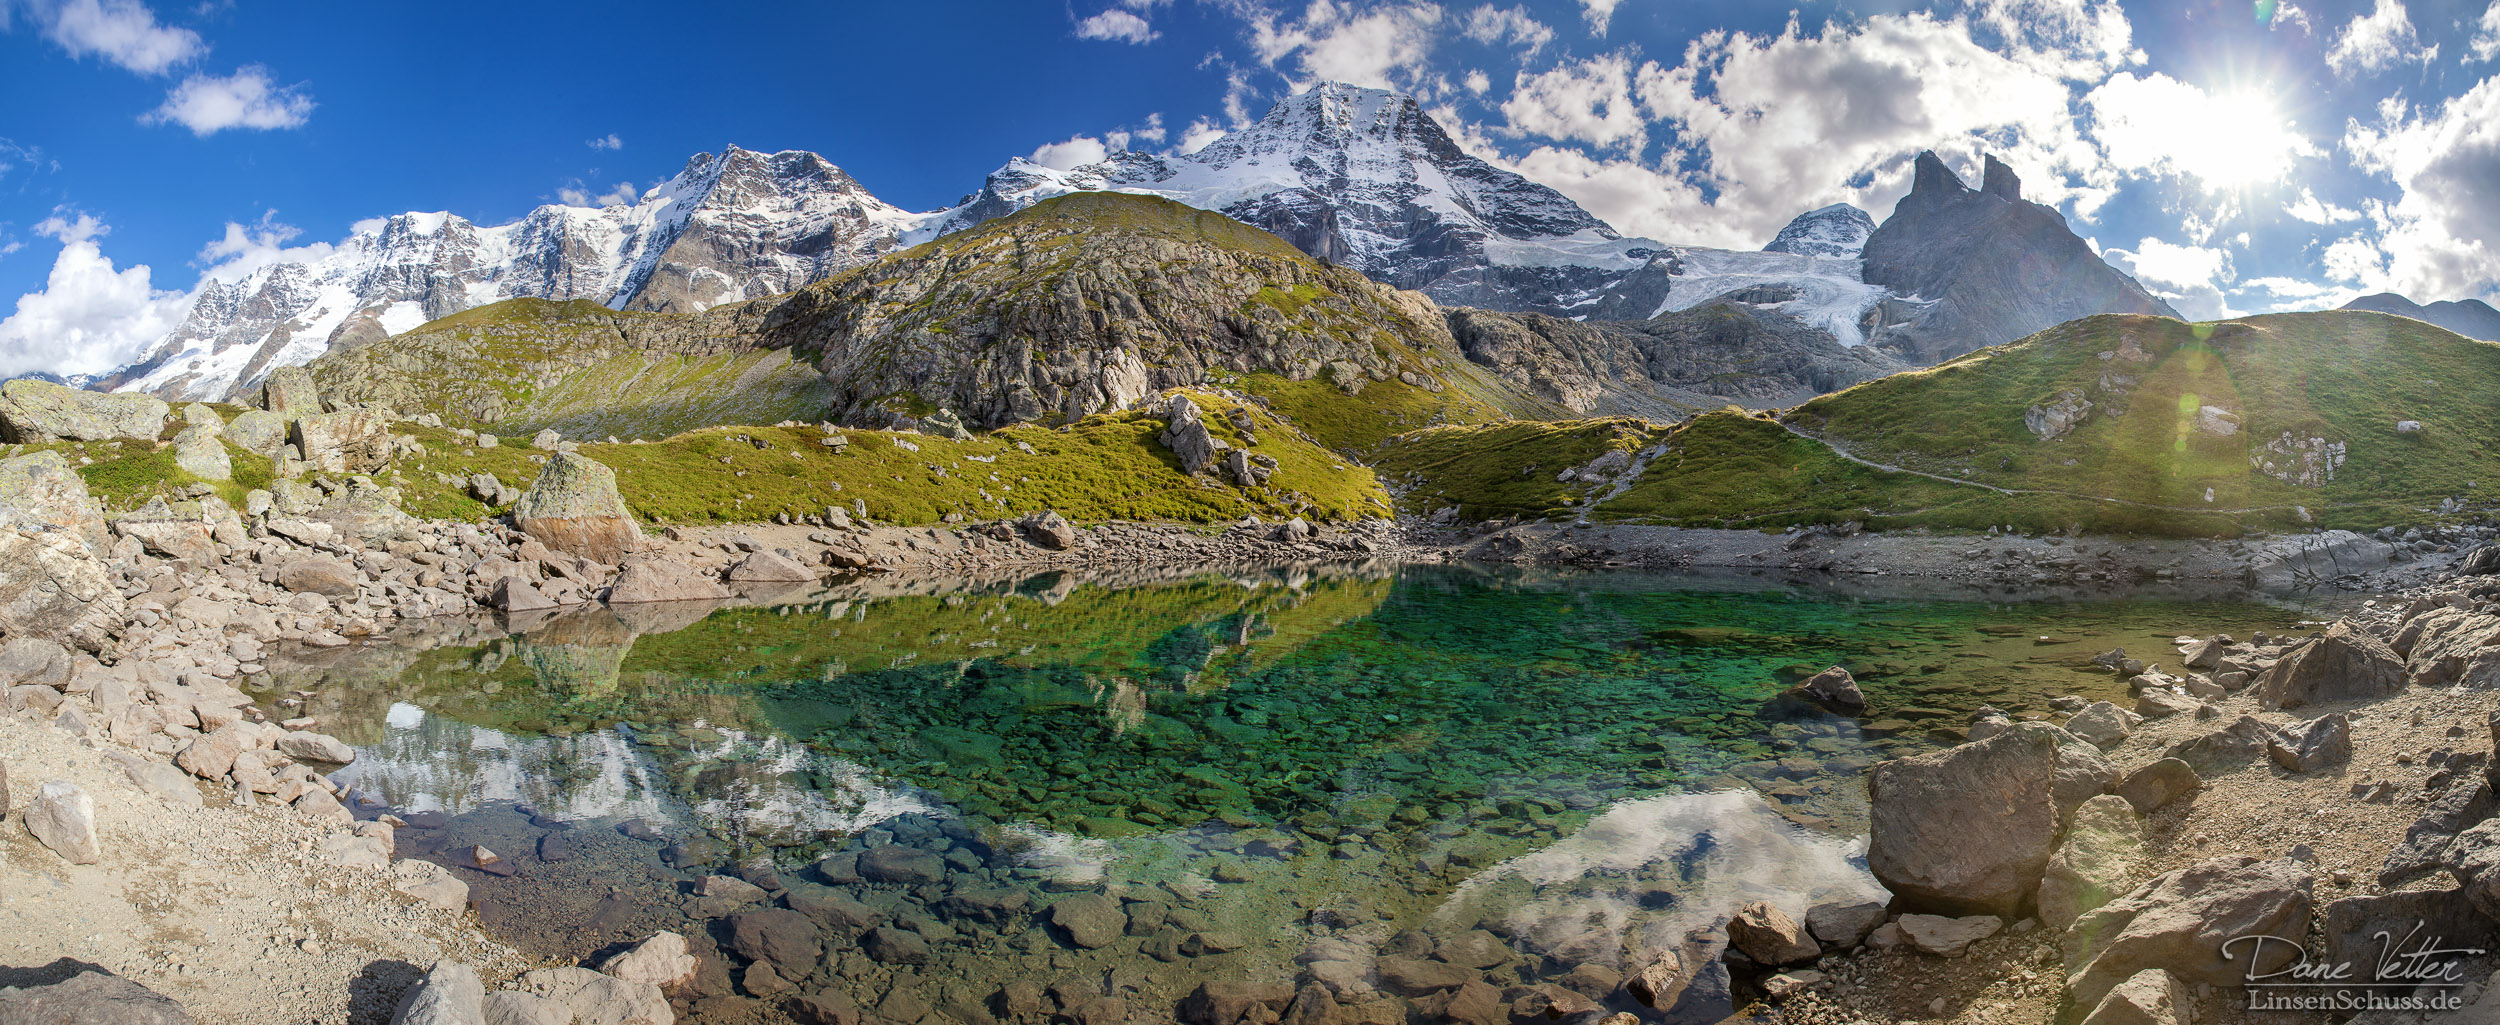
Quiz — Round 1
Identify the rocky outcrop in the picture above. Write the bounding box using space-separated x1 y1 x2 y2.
513 453 644 562
1795 665 1866 713
2242 530 2395 590
2252 621 2405 709
1445 301 1905 416
1869 727 2063 915
290 409 396 475
1860 151 2178 363
0 379 169 442
1158 397 1225 476
2061 856 2313 1015
0 452 124 647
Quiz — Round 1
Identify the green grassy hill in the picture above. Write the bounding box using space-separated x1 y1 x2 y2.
1388 311 2500 536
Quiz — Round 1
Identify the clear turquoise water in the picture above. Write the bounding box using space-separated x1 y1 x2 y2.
265 565 2311 1023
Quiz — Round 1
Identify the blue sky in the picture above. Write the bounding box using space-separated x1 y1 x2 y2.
4 0 2499 377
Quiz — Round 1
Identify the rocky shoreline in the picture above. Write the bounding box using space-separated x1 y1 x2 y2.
8 383 2500 1023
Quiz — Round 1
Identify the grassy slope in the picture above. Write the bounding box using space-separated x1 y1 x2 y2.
1373 418 1661 520
1775 311 2500 533
384 389 1390 526
1384 312 2500 536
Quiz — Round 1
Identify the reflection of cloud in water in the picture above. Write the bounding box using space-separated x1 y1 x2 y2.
335 704 931 845
1446 789 1884 964
679 721 934 842
994 823 1117 885
334 703 676 821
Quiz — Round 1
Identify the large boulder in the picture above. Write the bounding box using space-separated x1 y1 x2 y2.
170 426 231 482
1868 726 2062 915
515 453 645 562
1726 902 1821 965
112 499 218 564
1795 666 1866 713
0 379 168 442
2320 888 2498 999
290 409 395 475
1158 396 1226 476
260 365 323 416
390 961 485 1025
24 780 100 864
0 452 121 646
2063 856 2313 1014
517 967 670 1025
2252 621 2405 709
0 971 196 1025
2264 713 2352 773
2077 969 2187 1025
223 409 290 461
595 932 698 990
1021 510 1078 550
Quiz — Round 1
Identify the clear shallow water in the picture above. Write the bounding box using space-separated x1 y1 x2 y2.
257 564 2315 1024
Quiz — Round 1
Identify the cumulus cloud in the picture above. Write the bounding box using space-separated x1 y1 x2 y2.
193 209 314 276
1582 7 2121 247
17 0 204 75
0 211 196 378
1462 5 1550 55
2325 0 2434 75
2472 2 2500 63
1075 8 1157 44
587 133 623 150
1029 135 1111 170
2342 75 2500 301
1501 53 1646 152
1247 0 1442 91
2269 0 2313 33
1503 145 1715 244
2084 71 2317 189
1577 0 1621 37
2106 237 2238 318
144 65 314 134
1176 117 1228 154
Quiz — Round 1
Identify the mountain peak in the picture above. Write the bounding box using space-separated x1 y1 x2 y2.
1763 204 1875 259
1910 151 1966 196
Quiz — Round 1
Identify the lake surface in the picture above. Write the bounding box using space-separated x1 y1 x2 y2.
257 563 2320 1024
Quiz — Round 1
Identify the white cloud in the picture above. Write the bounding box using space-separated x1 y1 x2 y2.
1577 0 1621 37
19 0 204 75
2320 235 2389 285
557 181 638 208
1462 5 1550 55
2084 71 2316 189
1029 135 1110 170
1608 8 2121 247
2241 275 2340 302
2105 237 2238 319
2269 1 2312 33
587 133 622 151
1075 8 1157 44
1116 112 1167 147
2283 188 2361 224
143 65 313 135
193 209 314 277
0 211 196 378
1247 0 1442 91
1504 145 1715 245
1501 53 1646 152
2325 0 2433 75
1176 117 1227 154
2472 2 2500 63
2342 75 2500 301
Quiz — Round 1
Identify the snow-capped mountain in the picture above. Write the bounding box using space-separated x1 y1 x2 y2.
109 147 917 401
1763 204 1876 259
923 81 1662 316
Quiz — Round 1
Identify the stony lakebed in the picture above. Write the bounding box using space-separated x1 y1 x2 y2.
236 563 2332 1025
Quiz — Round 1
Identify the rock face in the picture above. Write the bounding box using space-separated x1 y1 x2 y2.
2253 621 2405 709
2242 531 2395 591
1869 727 2062 915
0 971 197 1025
1444 302 1905 416
0 379 169 442
513 453 644 562
2062 856 2313 1013
1158 397 1225 476
1859 151 2177 363
0 451 123 646
24 780 100 864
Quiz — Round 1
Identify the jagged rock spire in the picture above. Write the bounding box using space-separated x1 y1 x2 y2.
1981 155 2021 202
1910 151 1965 195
